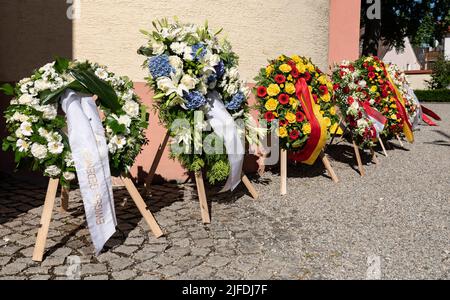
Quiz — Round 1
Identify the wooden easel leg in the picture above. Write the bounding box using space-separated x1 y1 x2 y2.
396 134 404 147
370 147 379 165
60 187 69 212
378 137 388 157
32 178 59 262
280 149 287 195
145 131 170 193
320 151 339 183
194 171 210 224
241 174 259 200
352 140 365 176
120 174 163 238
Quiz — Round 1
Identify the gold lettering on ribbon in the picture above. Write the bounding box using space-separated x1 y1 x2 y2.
83 152 105 225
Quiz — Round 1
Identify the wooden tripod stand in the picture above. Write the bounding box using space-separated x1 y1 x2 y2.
144 131 259 224
32 173 163 262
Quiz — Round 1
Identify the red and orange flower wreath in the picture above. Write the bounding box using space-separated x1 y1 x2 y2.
254 55 339 165
357 56 413 142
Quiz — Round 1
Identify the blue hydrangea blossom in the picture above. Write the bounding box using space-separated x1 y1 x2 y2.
184 91 207 110
191 43 207 60
225 92 245 110
148 55 174 78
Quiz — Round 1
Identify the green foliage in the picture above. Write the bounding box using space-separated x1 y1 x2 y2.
0 83 15 96
414 89 450 102
427 55 450 89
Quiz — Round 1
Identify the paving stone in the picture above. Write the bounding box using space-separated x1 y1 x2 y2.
81 264 108 276
83 275 109 280
0 245 22 256
109 257 134 271
133 273 162 280
165 247 191 258
112 245 139 256
111 269 137 280
186 264 216 279
124 237 145 246
174 256 204 270
156 265 183 278
0 262 27 275
97 252 121 263
132 249 157 261
42 257 66 267
30 274 51 280
205 255 231 268
0 256 11 266
24 266 51 275
135 260 160 272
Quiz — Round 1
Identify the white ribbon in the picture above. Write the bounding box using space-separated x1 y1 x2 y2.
203 91 244 192
61 89 117 254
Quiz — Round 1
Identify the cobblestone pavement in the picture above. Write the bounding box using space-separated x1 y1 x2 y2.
0 103 449 280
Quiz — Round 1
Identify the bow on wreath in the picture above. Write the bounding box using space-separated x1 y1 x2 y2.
382 64 414 143
289 78 328 165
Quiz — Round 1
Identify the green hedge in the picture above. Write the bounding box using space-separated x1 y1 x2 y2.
414 89 450 102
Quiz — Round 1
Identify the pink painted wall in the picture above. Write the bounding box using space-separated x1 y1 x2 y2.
328 0 361 68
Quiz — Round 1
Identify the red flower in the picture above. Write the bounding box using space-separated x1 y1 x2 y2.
279 119 288 127
381 90 389 98
303 72 311 82
363 62 368 68
257 86 267 98
312 94 318 103
348 65 355 72
368 72 376 79
278 93 290 105
368 66 375 72
333 83 340 91
287 60 296 67
339 71 346 77
291 67 299 78
289 129 300 140
343 86 350 94
348 96 355 105
319 85 328 95
274 74 286 84
296 111 305 122
264 111 275 122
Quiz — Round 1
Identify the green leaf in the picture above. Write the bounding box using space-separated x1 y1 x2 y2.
0 83 15 96
153 93 166 100
2 141 10 152
106 117 126 134
54 56 70 73
40 80 90 105
69 68 121 112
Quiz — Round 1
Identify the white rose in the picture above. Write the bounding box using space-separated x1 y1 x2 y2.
226 84 237 95
117 115 132 128
169 55 183 70
151 41 166 55
170 42 187 55
95 68 108 80
110 135 126 150
38 128 51 140
45 165 61 177
34 79 51 92
64 153 75 167
63 172 76 181
183 46 193 60
42 105 57 120
123 100 140 118
357 119 368 128
18 94 34 105
31 143 48 159
359 80 367 88
48 141 64 154
228 67 240 80
180 74 197 90
208 54 221 67
15 128 24 138
122 90 133 102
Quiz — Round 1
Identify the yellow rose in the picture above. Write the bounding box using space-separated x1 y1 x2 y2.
329 106 336 115
370 86 378 93
265 98 278 111
285 82 296 95
390 104 397 109
291 55 301 63
289 97 298 110
321 93 331 102
285 112 296 124
287 75 293 81
279 64 292 73
267 84 281 97
266 65 274 77
318 75 328 85
278 55 286 62
306 63 315 72
278 126 288 138
302 123 312 135
390 97 396 103
324 117 331 127
390 114 397 120
296 63 306 73
273 112 279 117
330 123 344 135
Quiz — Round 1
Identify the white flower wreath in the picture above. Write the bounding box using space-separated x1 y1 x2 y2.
1 58 149 186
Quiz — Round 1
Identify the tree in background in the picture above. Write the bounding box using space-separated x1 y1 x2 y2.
427 54 450 89
360 0 450 56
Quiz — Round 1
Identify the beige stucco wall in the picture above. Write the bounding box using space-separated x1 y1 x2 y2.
73 0 330 82
406 74 432 90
